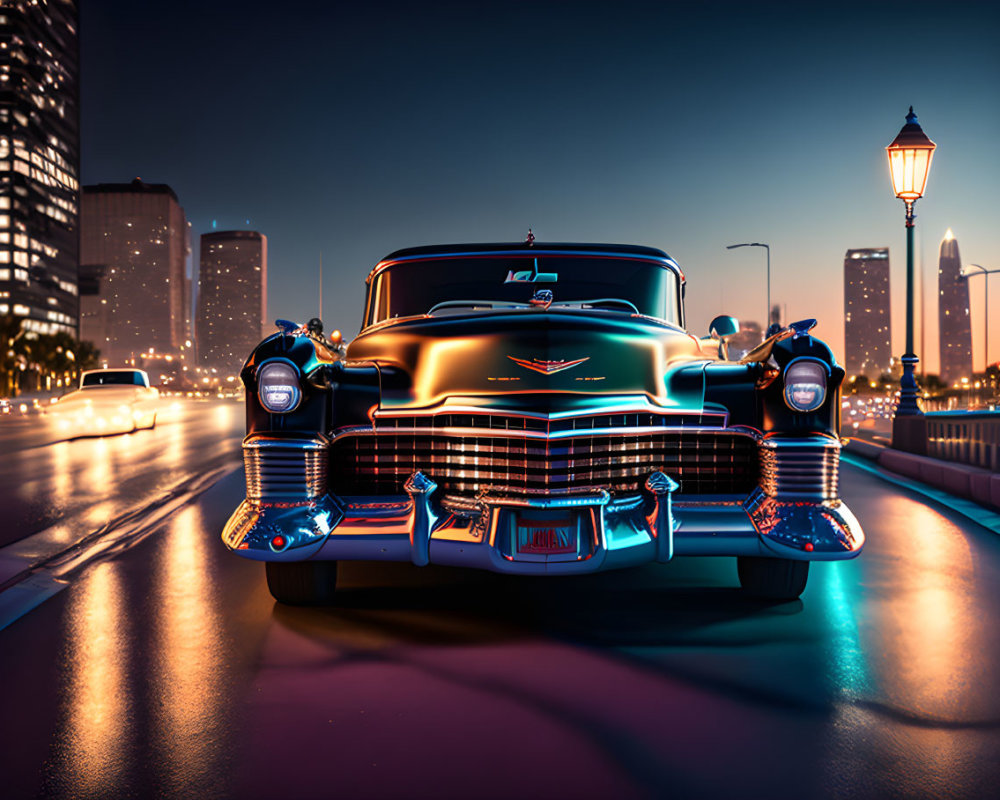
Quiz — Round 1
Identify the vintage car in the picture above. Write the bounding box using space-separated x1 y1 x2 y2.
48 368 159 434
222 241 864 604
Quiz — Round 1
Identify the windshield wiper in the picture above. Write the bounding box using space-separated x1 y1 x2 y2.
551 298 640 313
426 300 531 314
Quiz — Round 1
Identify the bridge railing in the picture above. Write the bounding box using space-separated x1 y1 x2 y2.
926 411 1000 471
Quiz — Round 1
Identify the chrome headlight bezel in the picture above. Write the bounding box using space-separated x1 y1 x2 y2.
257 359 302 414
782 357 829 413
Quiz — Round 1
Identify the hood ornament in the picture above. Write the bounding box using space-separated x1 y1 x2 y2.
508 355 590 375
530 289 553 309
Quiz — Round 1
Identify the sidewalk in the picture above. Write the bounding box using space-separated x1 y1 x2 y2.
843 436 1000 532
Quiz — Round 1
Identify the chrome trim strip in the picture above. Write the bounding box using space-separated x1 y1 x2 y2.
371 404 728 424
361 424 741 440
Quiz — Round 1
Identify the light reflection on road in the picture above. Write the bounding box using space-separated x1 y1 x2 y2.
58 562 131 797
153 503 227 793
0 398 244 549
881 496 976 717
822 560 869 698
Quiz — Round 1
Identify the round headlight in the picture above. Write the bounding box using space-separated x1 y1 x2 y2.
257 361 301 413
783 359 828 412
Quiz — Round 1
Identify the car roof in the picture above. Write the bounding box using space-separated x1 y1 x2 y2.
381 242 670 260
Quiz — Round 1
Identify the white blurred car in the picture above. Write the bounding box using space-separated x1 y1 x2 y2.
48 368 159 434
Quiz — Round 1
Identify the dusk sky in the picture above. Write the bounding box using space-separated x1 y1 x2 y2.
81 0 1000 375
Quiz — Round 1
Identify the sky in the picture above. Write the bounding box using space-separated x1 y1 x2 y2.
80 0 1000 375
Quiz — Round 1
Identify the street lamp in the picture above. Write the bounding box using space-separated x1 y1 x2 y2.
886 107 935 437
960 263 1000 373
726 242 771 331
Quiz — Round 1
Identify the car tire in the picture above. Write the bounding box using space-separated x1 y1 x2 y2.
265 560 339 605
737 556 809 600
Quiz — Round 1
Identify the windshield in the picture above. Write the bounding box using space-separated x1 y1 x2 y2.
365 255 681 328
82 371 145 387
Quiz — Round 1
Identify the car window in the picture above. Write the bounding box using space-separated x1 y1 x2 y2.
365 255 680 327
82 371 145 387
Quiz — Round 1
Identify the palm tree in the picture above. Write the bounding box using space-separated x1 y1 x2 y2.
0 314 102 397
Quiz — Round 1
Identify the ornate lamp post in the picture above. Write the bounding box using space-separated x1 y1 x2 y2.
887 107 935 450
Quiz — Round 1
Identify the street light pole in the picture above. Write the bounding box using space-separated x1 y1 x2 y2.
726 242 771 330
886 107 936 418
886 107 936 453
960 264 1000 374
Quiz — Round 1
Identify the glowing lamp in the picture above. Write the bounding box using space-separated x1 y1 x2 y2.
886 107 936 203
888 107 936 433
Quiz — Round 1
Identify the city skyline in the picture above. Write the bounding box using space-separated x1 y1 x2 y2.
76 1 1000 377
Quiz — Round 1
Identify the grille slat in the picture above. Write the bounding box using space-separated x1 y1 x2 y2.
759 438 840 500
245 439 328 502
330 413 758 498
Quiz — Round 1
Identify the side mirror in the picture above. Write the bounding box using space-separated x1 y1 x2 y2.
703 315 739 360
709 315 740 340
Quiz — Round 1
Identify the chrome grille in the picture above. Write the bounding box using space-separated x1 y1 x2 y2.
759 435 840 501
244 437 328 502
329 413 758 498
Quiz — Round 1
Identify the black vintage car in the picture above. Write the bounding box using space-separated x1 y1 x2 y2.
222 241 863 604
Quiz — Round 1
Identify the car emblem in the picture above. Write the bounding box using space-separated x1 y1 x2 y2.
507 356 590 374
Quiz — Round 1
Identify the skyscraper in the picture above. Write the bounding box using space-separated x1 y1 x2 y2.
843 248 892 377
79 179 189 364
938 228 972 386
197 230 267 373
0 0 80 335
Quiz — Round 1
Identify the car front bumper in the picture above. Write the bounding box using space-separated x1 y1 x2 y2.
221 471 865 576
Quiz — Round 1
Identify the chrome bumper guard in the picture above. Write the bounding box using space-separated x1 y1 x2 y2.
222 432 864 572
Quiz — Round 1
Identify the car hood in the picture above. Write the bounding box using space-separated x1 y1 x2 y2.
345 309 708 411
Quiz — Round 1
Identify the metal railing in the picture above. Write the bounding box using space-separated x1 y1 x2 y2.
925 411 1000 470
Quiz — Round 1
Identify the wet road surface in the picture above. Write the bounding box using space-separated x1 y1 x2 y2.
0 398 243 549
1 408 999 799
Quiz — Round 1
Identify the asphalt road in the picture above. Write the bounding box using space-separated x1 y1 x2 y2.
1 405 999 799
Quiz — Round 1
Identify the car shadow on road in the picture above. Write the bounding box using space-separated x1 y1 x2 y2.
271 559 805 650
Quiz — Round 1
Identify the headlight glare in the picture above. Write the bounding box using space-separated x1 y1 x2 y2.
258 361 301 413
783 359 828 412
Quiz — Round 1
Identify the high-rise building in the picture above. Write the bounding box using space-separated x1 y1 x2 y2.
0 0 80 335
844 248 892 377
938 228 972 386
79 179 189 364
197 230 267 373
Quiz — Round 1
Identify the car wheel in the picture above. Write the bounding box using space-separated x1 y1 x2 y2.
737 556 809 600
265 560 339 605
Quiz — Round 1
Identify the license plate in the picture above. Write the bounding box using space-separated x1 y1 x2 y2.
516 517 578 556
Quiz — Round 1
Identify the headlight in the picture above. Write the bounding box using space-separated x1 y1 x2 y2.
783 359 828 412
257 361 301 413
